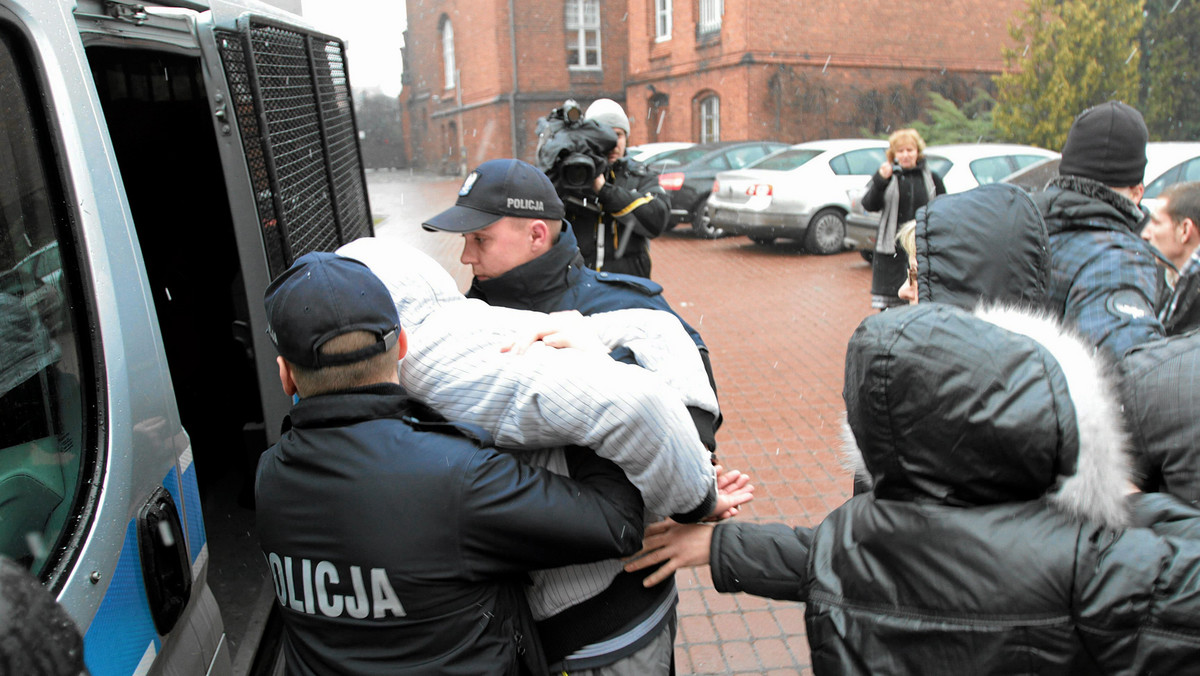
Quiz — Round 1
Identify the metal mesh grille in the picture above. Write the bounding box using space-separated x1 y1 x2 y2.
311 37 371 243
216 21 372 279
216 30 287 277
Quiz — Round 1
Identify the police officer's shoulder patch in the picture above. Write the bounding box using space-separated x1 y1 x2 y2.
594 271 663 295
1106 289 1150 321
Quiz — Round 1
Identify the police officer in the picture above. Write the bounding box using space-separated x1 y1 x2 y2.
568 98 670 278
255 252 644 676
423 158 718 674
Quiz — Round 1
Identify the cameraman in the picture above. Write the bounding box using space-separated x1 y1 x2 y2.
570 99 671 279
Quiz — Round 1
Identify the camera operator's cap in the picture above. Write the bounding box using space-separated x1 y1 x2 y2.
264 251 400 369
1059 100 1148 187
422 158 566 233
584 98 630 135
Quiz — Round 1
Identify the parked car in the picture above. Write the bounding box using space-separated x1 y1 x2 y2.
846 143 1059 260
1001 142 1200 216
706 139 889 253
648 141 788 237
626 141 695 164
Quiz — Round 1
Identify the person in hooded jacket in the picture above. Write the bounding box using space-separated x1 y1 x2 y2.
894 182 1051 310
626 302 1200 675
862 127 946 310
1035 100 1166 362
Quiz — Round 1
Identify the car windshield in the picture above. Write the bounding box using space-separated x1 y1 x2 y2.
749 149 821 171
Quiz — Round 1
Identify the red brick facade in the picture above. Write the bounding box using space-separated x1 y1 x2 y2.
400 0 1027 172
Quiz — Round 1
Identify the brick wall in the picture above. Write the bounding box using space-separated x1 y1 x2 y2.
402 0 1028 169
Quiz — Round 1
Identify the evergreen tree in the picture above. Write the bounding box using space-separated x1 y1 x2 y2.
1141 0 1200 140
908 91 997 145
993 0 1143 149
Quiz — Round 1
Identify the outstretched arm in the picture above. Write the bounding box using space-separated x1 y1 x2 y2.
402 301 720 520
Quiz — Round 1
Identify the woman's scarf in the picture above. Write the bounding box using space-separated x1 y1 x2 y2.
875 166 937 255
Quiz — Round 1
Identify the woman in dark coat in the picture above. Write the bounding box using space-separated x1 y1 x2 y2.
862 128 945 309
627 304 1200 675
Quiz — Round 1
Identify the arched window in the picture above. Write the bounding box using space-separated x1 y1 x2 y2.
698 94 719 143
441 18 456 89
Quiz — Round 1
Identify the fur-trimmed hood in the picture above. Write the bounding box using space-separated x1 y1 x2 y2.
843 304 1131 528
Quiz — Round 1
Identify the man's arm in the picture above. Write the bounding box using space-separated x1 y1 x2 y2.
459 445 643 574
401 303 719 520
597 161 670 240
624 520 813 601
1063 238 1165 361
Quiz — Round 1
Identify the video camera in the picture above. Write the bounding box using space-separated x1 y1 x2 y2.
535 99 618 198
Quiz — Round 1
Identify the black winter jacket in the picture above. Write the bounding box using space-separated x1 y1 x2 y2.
862 159 946 299
255 384 644 676
1120 330 1200 503
564 157 670 278
709 305 1200 675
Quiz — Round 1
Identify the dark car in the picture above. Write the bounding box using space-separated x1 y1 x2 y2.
648 141 788 238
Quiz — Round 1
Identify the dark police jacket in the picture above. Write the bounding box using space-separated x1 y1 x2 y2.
255 383 644 676
564 157 669 278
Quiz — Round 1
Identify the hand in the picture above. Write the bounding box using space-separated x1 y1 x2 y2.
707 465 753 521
878 162 893 180
593 173 606 193
624 520 715 587
501 311 608 355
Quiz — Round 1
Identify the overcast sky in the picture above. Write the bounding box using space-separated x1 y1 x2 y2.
302 0 407 96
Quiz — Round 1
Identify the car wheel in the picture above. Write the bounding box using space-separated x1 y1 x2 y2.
859 250 874 263
749 235 776 245
690 196 723 239
804 208 846 255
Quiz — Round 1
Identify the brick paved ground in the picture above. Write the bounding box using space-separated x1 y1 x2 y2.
370 172 877 675
651 231 873 675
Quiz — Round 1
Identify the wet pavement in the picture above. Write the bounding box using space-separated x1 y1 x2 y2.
368 169 876 675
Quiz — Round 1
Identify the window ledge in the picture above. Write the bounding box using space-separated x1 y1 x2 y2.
695 28 721 48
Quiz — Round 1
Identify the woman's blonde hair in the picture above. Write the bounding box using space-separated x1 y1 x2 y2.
896 220 918 259
886 128 926 163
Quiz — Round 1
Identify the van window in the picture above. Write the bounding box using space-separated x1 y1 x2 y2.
0 24 95 578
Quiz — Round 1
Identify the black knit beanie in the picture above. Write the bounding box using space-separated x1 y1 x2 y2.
1058 101 1148 187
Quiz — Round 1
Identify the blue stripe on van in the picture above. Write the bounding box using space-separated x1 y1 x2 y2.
179 460 206 564
83 519 160 676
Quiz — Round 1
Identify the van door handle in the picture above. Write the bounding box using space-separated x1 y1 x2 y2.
137 487 193 635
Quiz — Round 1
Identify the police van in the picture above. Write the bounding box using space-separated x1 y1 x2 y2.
0 0 372 673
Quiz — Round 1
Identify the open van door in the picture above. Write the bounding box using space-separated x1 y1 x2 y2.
0 1 372 674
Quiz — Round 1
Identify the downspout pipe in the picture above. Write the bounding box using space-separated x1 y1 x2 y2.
508 0 519 157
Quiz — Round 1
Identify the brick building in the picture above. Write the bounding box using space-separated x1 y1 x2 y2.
400 0 1026 172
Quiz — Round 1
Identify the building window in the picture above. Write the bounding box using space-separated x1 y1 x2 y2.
566 0 601 69
441 18 455 89
655 0 672 42
698 0 722 36
699 95 719 142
